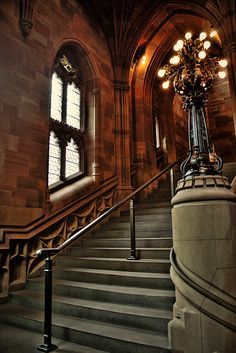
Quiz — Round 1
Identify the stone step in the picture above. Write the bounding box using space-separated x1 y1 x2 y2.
0 323 110 353
145 195 171 202
101 221 172 231
92 229 172 239
28 278 175 310
56 256 171 273
54 267 174 290
10 290 172 333
109 214 171 223
81 238 172 248
1 304 171 353
136 201 171 208
121 207 171 216
70 247 171 259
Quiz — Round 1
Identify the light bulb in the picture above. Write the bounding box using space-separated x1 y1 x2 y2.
185 32 192 40
199 32 207 41
219 59 227 68
203 41 211 50
210 29 217 37
198 50 206 59
158 68 166 77
170 56 180 65
174 44 179 51
176 40 184 49
218 71 226 79
162 80 170 89
141 55 147 65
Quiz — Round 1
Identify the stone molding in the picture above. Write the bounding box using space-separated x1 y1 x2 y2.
0 176 118 296
172 175 236 205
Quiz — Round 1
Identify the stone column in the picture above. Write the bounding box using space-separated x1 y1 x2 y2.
168 175 236 353
225 43 236 137
91 88 102 183
114 81 133 199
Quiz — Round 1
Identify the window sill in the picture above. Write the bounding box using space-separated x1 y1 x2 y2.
49 176 98 214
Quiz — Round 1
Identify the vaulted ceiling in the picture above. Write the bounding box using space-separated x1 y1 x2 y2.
76 0 235 82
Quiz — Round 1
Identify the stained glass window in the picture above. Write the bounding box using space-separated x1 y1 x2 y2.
65 139 80 177
50 72 63 122
48 132 61 185
66 82 81 128
48 67 84 187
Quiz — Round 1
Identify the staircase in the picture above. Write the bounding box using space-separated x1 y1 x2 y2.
0 180 175 353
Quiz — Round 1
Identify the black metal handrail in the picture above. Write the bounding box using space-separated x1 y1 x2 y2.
36 155 185 352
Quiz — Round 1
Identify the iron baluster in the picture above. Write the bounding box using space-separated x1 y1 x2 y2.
37 255 58 352
127 198 137 260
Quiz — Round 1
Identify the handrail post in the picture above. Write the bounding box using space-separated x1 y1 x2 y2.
170 167 175 199
37 255 58 352
127 198 137 260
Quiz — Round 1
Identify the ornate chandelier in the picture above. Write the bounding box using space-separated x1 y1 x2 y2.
157 31 227 176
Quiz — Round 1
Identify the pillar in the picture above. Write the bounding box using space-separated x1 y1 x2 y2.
114 81 133 199
169 175 236 353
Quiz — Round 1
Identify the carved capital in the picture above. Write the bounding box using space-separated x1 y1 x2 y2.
19 0 34 36
92 88 101 95
114 81 130 92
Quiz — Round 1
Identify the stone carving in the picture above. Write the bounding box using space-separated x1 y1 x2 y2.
0 186 115 296
19 0 34 36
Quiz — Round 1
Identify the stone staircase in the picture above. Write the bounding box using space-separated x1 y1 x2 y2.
0 180 175 353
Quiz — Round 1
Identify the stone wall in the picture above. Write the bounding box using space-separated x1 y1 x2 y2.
0 0 114 227
208 76 236 162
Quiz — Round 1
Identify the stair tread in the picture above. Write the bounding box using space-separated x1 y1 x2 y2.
85 237 172 241
1 304 170 348
55 267 172 279
59 256 171 263
29 278 175 297
12 290 173 319
73 247 172 250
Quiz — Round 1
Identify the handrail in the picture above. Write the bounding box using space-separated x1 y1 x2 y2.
36 155 184 258
36 155 185 352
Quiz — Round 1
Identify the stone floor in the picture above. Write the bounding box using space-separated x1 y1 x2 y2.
0 323 108 353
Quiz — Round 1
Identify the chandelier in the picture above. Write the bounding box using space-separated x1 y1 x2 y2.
157 30 227 176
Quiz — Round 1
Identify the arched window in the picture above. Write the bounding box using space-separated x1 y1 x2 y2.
48 55 85 188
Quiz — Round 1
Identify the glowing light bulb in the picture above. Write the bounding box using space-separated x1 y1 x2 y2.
174 44 179 51
185 32 192 40
219 59 227 68
218 71 226 79
141 55 147 65
203 41 211 50
210 29 217 37
199 32 207 41
162 80 170 89
157 69 166 77
198 51 206 59
176 40 184 49
170 56 180 65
